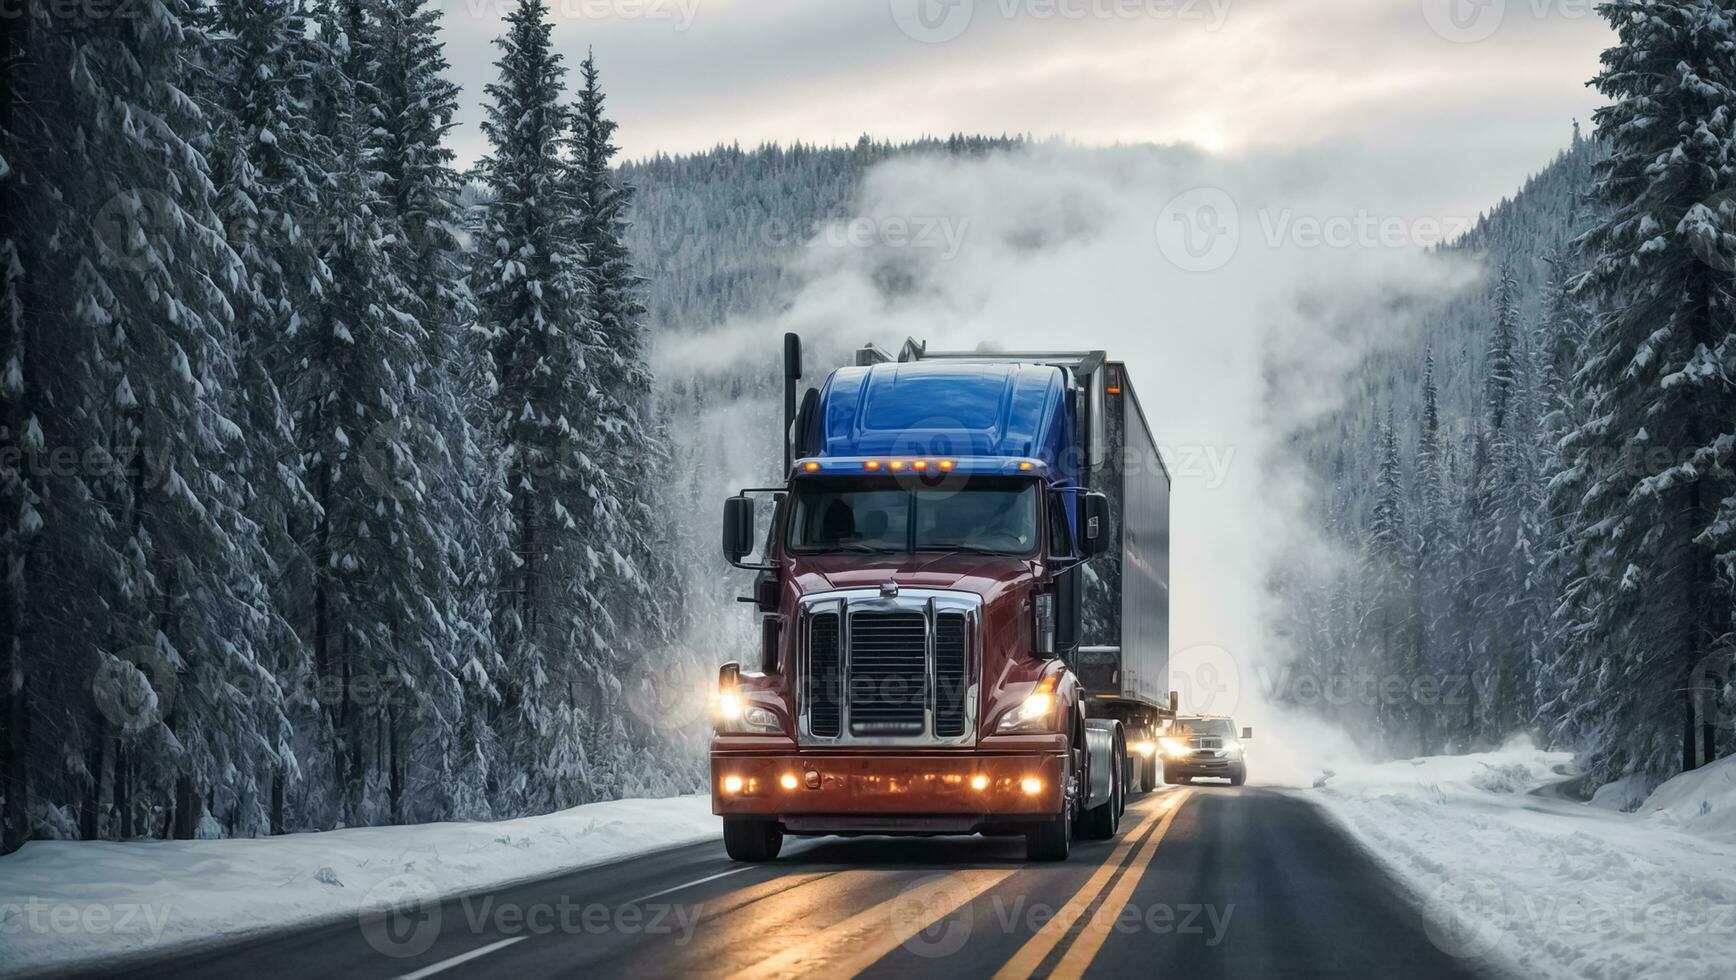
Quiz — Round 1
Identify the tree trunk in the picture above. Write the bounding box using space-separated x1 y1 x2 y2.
80 704 104 839
114 739 131 840
388 704 403 825
270 768 284 836
172 774 199 840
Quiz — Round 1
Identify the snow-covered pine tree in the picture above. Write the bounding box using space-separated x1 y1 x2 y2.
0 1 33 854
566 50 685 794
474 0 610 812
18 2 289 842
371 0 507 822
1366 409 1419 755
201 0 334 836
293 0 458 826
1563 0 1736 779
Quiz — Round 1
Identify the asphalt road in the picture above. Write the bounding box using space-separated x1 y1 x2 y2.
108 787 1499 980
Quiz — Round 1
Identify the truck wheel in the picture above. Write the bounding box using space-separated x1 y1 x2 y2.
1137 754 1155 793
723 817 783 862
1080 753 1121 840
1026 803 1072 860
1231 767 1247 787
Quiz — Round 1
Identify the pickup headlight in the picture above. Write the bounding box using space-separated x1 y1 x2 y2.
996 676 1058 733
1160 737 1191 758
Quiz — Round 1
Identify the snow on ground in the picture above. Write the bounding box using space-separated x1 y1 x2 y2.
0 795 721 976
1302 739 1736 980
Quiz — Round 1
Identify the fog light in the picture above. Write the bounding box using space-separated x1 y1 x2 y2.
971 775 989 791
780 773 799 791
1021 777 1042 796
722 775 743 794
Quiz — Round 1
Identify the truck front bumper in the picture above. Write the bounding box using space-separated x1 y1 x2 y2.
711 748 1066 833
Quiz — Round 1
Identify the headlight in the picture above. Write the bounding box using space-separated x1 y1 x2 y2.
997 677 1058 733
717 687 782 733
719 704 781 734
1160 737 1191 758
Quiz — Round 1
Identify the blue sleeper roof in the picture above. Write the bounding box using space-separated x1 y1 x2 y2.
814 361 1077 484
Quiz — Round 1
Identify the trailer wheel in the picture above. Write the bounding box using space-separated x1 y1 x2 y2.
723 817 783 862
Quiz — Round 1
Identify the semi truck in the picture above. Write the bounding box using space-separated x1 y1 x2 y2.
712 335 1173 862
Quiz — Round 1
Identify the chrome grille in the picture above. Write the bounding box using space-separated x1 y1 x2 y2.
798 589 980 746
934 613 969 737
848 612 927 735
809 613 842 737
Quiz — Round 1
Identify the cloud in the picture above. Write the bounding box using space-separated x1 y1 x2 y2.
440 0 1608 220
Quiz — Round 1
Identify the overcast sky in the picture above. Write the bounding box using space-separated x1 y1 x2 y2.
438 0 1612 218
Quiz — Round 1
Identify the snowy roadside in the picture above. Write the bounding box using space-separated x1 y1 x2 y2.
1298 742 1736 980
0 795 721 976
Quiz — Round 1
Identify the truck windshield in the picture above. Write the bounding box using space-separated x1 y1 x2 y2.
1172 719 1235 737
786 477 1040 556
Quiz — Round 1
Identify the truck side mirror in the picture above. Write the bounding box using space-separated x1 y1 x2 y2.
1241 727 1254 740
722 496 755 564
1081 492 1110 559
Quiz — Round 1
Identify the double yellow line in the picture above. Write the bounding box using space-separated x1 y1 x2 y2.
726 789 1190 980
993 789 1192 980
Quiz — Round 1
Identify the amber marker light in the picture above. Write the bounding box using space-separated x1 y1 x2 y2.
912 460 929 471
1021 778 1043 795
865 460 882 471
780 773 799 790
938 460 956 471
889 460 907 471
971 775 989 791
803 461 821 472
723 775 744 794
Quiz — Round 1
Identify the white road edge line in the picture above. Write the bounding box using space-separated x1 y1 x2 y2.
393 936 527 980
626 866 748 905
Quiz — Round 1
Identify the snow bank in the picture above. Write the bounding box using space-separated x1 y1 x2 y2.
1305 742 1736 980
1639 754 1736 842
0 795 720 976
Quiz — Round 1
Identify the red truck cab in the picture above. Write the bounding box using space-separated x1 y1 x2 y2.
712 338 1168 861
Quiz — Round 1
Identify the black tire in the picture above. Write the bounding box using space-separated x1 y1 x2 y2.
1081 751 1121 840
723 817 783 862
1138 754 1156 793
1026 801 1072 860
1230 767 1247 787
1162 762 1176 786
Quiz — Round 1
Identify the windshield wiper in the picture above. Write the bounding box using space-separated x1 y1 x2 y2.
921 543 1018 556
809 543 897 554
